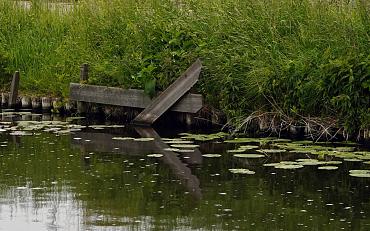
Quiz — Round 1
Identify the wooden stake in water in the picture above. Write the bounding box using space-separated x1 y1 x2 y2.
9 71 20 108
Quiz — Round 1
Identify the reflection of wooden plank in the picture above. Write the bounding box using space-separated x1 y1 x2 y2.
71 132 157 155
135 127 202 199
133 59 202 125
9 71 20 108
70 83 202 113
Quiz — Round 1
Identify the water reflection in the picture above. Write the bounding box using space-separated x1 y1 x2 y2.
0 116 369 230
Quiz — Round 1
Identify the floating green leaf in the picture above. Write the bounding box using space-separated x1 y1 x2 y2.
349 170 370 178
318 166 338 170
202 154 221 158
239 145 259 149
147 154 163 158
112 137 135 140
257 149 286 154
229 168 255 174
274 164 304 169
263 163 281 167
134 138 155 142
233 154 265 158
170 144 199 148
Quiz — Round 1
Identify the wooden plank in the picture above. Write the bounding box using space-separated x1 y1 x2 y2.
9 71 20 108
70 83 203 113
133 59 202 125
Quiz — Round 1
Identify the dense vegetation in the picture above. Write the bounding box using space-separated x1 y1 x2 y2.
0 0 369 133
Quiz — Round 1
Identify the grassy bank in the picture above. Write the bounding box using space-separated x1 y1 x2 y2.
0 0 369 134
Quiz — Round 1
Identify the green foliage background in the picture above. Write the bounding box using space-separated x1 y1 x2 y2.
0 0 369 132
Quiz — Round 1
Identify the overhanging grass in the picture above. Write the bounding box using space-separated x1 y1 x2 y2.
0 0 369 131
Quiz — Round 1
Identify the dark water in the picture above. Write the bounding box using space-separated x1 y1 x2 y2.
0 116 370 230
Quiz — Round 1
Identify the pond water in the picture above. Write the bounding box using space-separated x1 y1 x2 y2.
0 112 370 230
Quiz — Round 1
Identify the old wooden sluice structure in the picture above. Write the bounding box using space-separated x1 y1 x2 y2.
70 59 203 125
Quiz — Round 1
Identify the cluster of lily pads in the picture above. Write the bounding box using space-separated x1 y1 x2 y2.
144 134 370 177
1 115 370 178
223 137 370 177
0 116 125 136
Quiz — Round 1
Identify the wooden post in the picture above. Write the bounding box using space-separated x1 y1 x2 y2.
80 63 89 83
21 96 31 108
9 71 20 108
1 93 8 107
77 63 89 114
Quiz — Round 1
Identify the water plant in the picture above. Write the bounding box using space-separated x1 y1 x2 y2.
0 0 369 134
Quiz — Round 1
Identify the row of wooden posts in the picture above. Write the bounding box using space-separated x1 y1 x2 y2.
1 60 204 126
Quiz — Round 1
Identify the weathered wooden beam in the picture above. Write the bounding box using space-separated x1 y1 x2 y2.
70 83 203 113
80 63 89 83
133 59 202 125
9 71 20 108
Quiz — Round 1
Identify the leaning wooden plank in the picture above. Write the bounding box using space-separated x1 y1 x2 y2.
9 71 20 108
133 59 202 125
70 83 203 113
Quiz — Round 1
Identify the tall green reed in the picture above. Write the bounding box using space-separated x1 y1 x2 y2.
0 0 368 131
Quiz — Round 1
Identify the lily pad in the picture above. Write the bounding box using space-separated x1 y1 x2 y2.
321 161 343 165
274 164 304 169
229 168 255 174
112 137 135 141
170 144 199 149
343 158 363 162
134 138 155 142
257 149 286 154
263 163 281 167
334 147 356 152
163 148 180 152
147 154 163 158
296 159 319 162
227 148 248 153
164 140 193 144
318 166 338 170
202 154 222 158
239 145 259 149
177 149 195 153
233 154 265 158
349 170 370 178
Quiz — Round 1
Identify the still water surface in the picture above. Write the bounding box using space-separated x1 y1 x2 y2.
0 115 369 230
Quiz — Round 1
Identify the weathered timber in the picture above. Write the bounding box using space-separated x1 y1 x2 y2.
70 83 203 113
21 96 31 108
1 93 9 107
133 59 202 125
41 97 52 111
80 63 89 83
9 71 20 108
